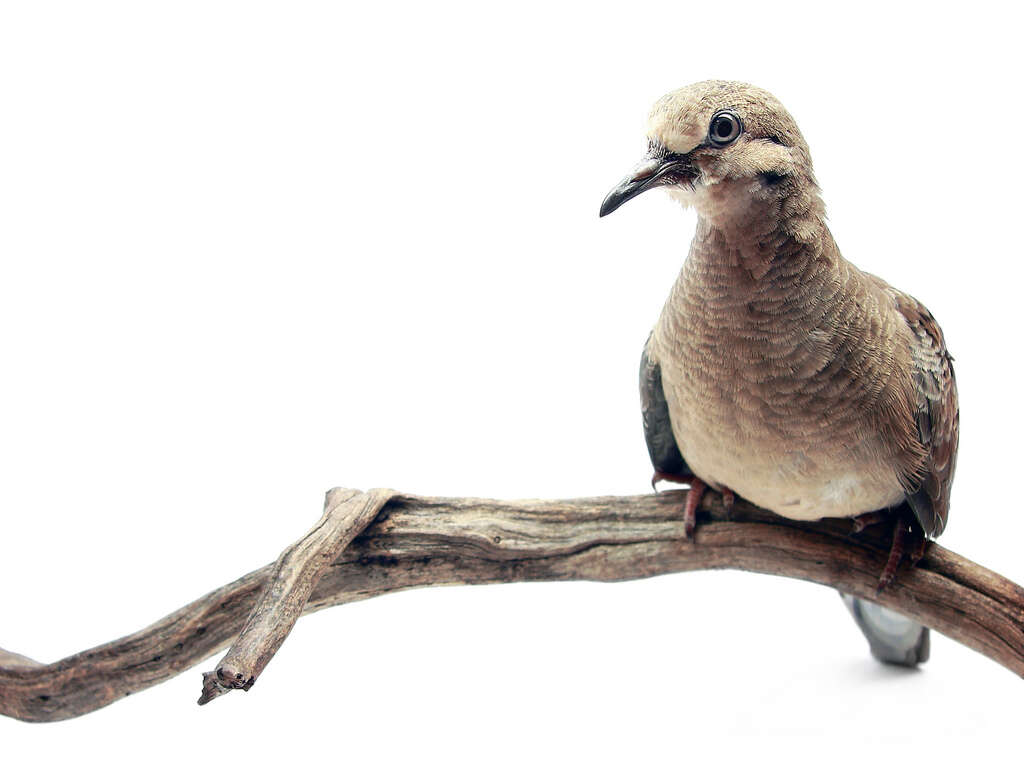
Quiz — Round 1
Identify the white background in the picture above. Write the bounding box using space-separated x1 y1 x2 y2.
1 1 1020 764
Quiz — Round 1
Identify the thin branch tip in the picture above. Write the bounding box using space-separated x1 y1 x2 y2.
197 672 231 706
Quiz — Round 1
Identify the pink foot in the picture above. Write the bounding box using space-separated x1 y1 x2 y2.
876 518 908 593
721 488 735 517
683 478 707 540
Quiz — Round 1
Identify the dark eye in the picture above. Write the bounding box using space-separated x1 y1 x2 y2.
709 111 741 146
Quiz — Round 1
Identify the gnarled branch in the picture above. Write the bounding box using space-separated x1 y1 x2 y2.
2 488 1022 722
198 487 395 704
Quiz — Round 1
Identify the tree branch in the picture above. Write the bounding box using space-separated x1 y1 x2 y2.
2 488 1022 723
198 487 395 704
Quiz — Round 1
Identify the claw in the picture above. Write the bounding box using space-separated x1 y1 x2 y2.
683 478 707 540
651 470 695 493
851 510 887 534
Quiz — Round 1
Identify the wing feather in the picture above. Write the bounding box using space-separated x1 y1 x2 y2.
890 291 959 537
640 334 690 477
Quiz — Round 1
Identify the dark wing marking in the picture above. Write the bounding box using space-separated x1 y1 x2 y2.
640 334 689 477
891 292 959 538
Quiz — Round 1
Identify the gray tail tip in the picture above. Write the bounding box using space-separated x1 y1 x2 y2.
841 593 930 667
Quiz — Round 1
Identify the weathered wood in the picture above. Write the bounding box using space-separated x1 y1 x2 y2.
198 487 394 704
2 489 1022 723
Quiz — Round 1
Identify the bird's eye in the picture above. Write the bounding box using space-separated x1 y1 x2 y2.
709 111 741 146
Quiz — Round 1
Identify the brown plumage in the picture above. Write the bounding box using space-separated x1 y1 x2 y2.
881 285 959 537
602 81 959 592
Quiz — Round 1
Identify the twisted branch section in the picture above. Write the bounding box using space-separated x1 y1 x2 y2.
2 490 1023 722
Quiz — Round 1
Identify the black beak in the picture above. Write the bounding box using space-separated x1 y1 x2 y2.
599 153 694 217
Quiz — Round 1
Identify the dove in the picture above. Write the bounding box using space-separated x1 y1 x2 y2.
600 81 958 665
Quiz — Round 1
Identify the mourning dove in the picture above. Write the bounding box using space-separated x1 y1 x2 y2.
600 81 958 666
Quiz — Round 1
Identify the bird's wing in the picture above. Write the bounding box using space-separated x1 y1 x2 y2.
889 290 959 538
640 334 690 477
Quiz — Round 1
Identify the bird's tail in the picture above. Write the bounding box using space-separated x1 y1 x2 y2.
841 593 929 666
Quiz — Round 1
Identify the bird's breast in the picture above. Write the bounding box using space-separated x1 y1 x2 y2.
652 290 906 520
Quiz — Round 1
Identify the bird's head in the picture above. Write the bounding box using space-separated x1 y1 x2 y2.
600 81 818 228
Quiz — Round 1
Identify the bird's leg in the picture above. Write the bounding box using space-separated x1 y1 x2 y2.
851 510 888 534
683 478 707 540
721 487 735 519
877 517 909 593
651 470 695 492
650 472 725 539
852 510 928 590
907 523 929 566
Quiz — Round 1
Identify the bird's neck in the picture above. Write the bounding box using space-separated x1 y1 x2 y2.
654 192 843 372
682 178 833 291
654 182 841 361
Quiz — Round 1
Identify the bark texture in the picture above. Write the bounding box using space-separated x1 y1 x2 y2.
2 488 1021 723
198 487 395 704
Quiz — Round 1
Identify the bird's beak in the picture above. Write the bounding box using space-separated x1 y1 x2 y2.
599 152 695 217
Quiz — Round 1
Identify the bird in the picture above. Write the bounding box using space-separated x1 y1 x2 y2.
599 81 958 666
